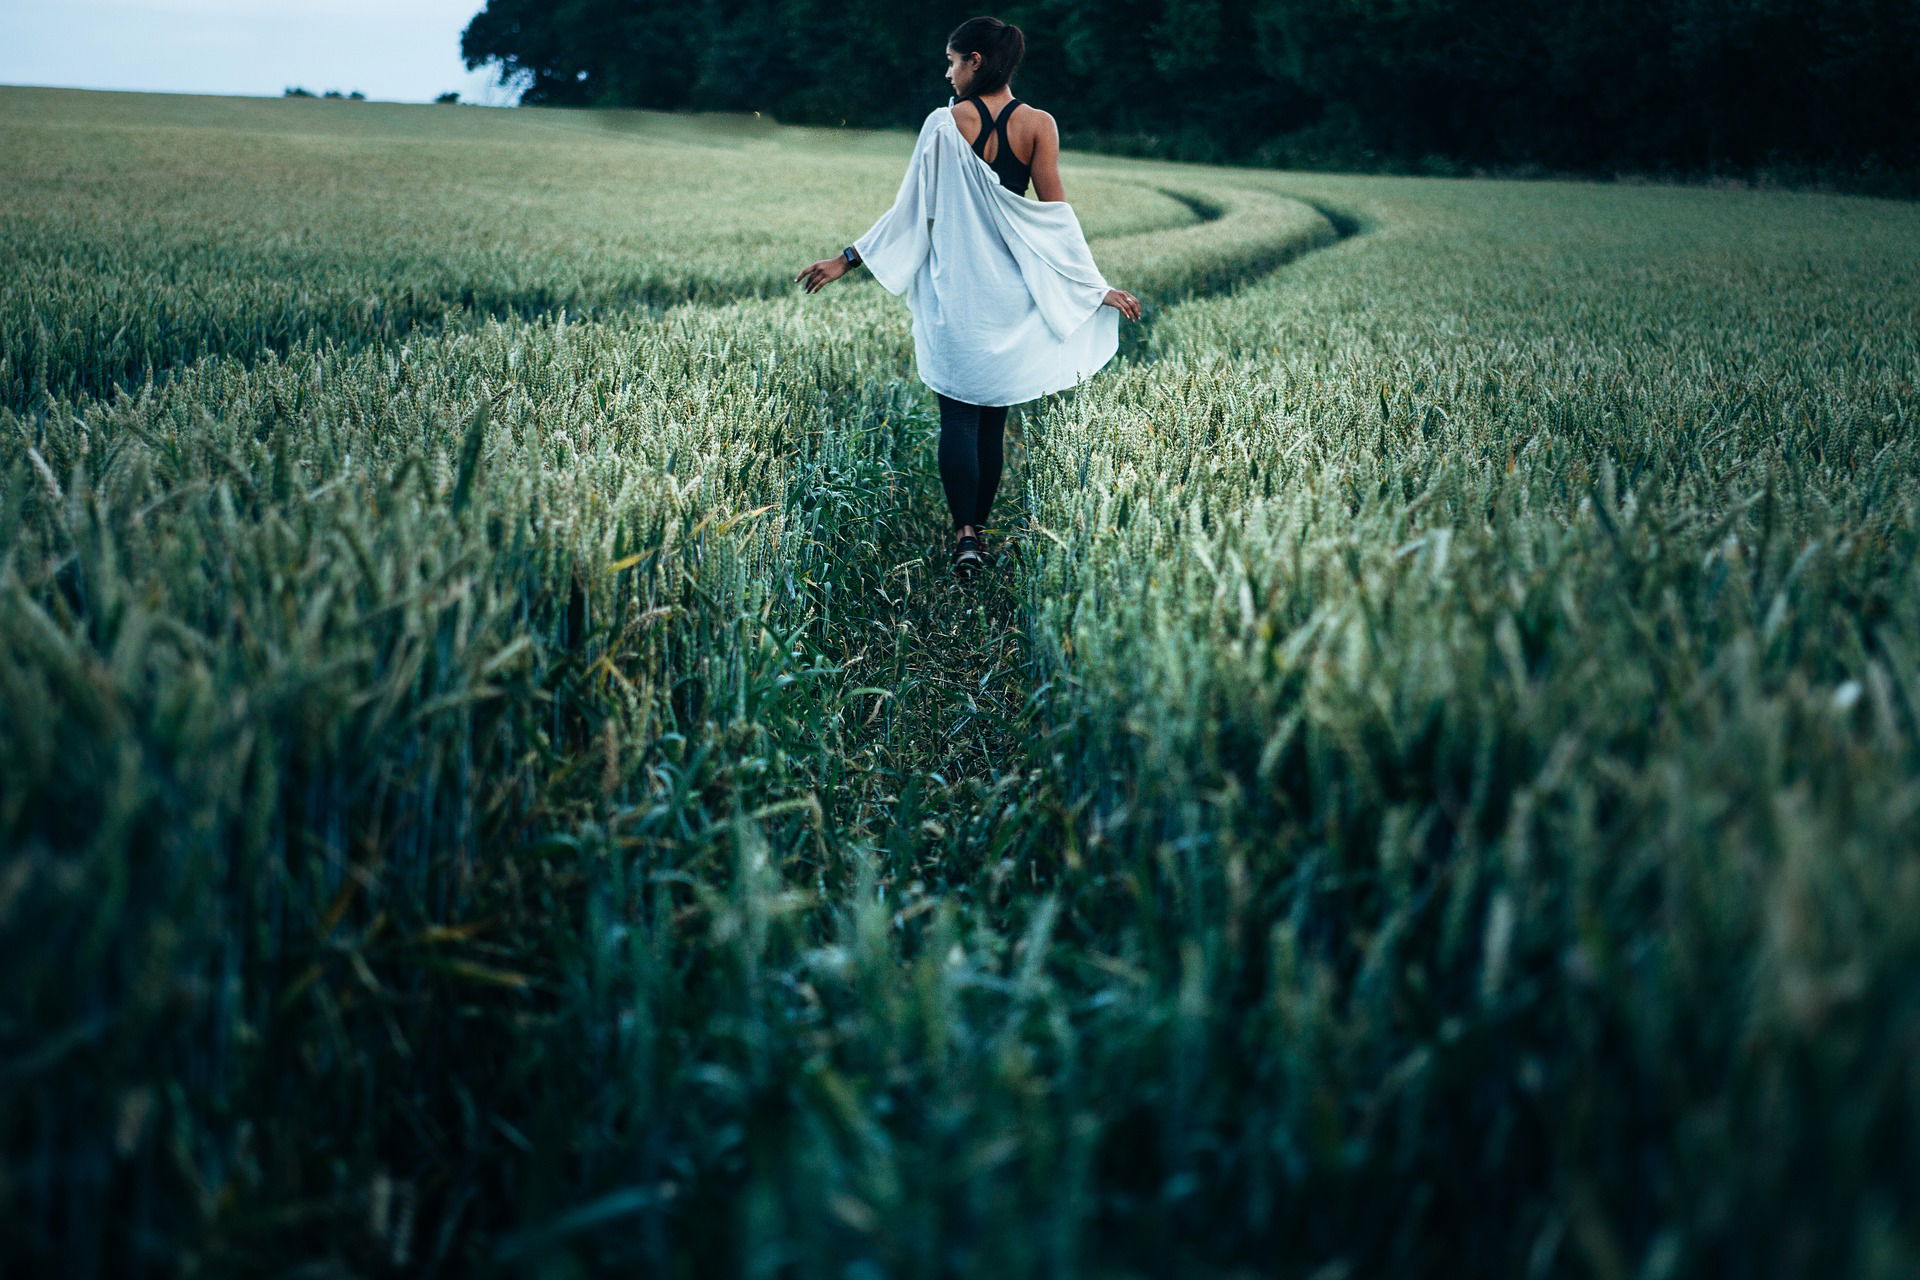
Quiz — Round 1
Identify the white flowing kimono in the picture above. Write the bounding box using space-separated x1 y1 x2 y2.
852 104 1120 408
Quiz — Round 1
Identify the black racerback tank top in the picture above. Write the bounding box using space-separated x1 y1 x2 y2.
961 95 1031 197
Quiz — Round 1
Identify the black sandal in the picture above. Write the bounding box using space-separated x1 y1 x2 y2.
952 533 985 576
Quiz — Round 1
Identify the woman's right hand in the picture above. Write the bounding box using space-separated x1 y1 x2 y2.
796 256 851 293
1103 288 1141 321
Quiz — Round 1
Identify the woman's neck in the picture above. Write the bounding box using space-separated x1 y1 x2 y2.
967 85 1013 104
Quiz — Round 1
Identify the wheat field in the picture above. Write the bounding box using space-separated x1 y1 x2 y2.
4 86 1918 1278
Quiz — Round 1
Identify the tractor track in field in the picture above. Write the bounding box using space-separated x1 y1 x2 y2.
786 189 1365 875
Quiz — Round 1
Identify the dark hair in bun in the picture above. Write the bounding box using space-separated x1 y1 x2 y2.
947 16 1025 97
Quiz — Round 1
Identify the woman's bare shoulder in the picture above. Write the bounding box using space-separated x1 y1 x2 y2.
1019 105 1059 138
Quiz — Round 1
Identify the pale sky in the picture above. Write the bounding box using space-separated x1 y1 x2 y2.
0 0 524 104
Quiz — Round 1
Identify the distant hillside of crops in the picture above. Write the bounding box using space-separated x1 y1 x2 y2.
4 86 1918 1279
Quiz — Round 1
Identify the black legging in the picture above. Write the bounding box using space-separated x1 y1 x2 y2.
935 392 1010 532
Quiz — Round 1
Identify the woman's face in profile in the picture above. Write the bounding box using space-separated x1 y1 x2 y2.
945 47 980 97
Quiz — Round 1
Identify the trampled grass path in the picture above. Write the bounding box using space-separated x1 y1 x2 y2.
757 187 1357 883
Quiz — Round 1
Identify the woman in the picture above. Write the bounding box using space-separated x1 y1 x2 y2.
795 16 1141 577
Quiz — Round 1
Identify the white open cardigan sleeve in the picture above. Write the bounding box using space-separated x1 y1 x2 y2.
850 107 1120 407
852 114 937 295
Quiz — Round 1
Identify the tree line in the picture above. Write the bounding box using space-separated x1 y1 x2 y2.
461 0 1917 190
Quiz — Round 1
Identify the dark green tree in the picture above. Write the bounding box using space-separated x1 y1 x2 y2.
456 0 1917 189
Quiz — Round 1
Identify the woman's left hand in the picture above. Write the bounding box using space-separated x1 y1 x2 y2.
1103 288 1141 322
796 257 850 293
